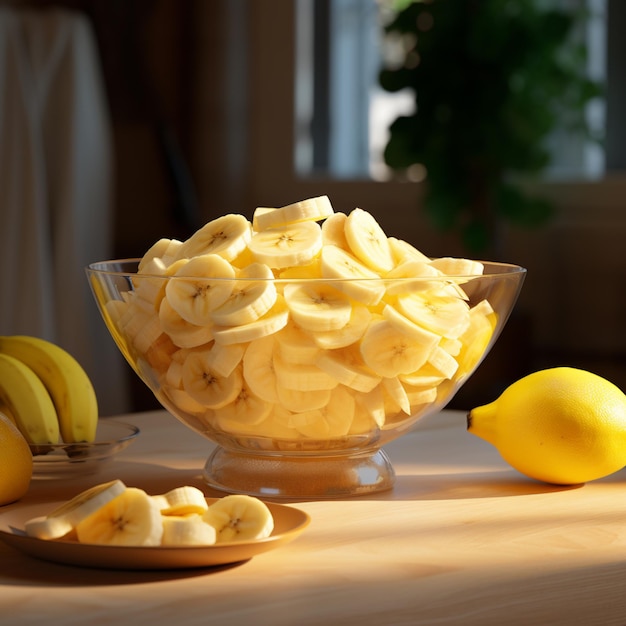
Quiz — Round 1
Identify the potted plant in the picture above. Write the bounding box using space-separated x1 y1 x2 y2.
379 0 603 255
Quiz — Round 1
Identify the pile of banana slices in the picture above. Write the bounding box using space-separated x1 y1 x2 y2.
25 481 274 546
104 196 497 442
0 335 98 446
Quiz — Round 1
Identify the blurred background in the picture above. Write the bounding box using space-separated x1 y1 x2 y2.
1 0 624 415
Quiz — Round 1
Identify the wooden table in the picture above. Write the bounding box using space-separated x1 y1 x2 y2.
2 409 626 626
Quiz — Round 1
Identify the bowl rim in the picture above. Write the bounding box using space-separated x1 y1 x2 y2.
28 420 140 451
86 258 527 281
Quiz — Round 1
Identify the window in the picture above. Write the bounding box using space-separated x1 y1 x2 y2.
295 0 613 182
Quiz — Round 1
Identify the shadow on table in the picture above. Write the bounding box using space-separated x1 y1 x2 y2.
388 470 584 501
0 552 247 586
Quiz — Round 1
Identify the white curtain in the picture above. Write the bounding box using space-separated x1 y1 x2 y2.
0 7 130 416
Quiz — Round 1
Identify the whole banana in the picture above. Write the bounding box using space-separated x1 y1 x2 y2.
0 353 59 444
0 336 98 443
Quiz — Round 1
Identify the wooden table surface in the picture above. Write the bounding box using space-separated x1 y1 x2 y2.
1 409 626 626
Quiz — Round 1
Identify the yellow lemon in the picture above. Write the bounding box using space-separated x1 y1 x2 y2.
467 367 626 485
0 409 33 505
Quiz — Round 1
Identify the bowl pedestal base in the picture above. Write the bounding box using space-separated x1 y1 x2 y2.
202 446 396 499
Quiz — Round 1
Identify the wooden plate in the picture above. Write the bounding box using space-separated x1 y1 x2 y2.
0 498 310 570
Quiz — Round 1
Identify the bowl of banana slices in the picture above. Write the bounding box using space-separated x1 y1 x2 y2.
86 196 526 498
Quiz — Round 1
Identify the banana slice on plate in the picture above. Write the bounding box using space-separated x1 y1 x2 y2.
24 480 127 540
202 494 274 543
76 487 163 547
161 514 217 546
156 486 209 516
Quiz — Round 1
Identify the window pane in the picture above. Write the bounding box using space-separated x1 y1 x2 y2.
295 0 608 181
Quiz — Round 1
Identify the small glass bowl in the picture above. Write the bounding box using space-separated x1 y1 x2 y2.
30 420 140 480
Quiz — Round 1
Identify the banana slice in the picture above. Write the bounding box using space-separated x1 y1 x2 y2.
403 383 438 411
320 245 385 305
440 336 463 357
426 345 459 379
359 319 436 378
161 384 208 416
399 362 449 388
278 257 323 279
382 376 411 415
274 319 320 364
201 342 246 378
138 237 174 272
248 221 323 269
76 487 164 547
25 480 127 540
384 260 442 296
133 257 169 308
289 385 355 438
138 237 183 271
242 335 280 404
212 295 289 345
382 303 441 344
182 350 243 408
161 514 217 546
252 195 333 231
202 494 274 543
321 210 349 249
344 208 394 274
429 257 484 276
283 282 353 332
274 352 339 392
165 254 236 326
129 313 163 355
210 263 277 327
212 378 273 427
311 303 371 350
277 385 332 413
158 297 215 349
352 384 386 430
388 236 431 265
156 486 209 516
455 299 497 378
395 290 471 339
315 344 381 393
175 213 252 261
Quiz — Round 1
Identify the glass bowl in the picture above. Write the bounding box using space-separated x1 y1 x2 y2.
30 420 140 480
86 258 525 498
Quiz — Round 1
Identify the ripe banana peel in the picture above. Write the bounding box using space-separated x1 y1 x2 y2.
0 335 99 444
0 353 59 445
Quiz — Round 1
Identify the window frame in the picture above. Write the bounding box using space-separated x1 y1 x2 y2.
243 0 626 260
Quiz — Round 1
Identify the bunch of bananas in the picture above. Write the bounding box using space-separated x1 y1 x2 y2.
0 336 98 445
